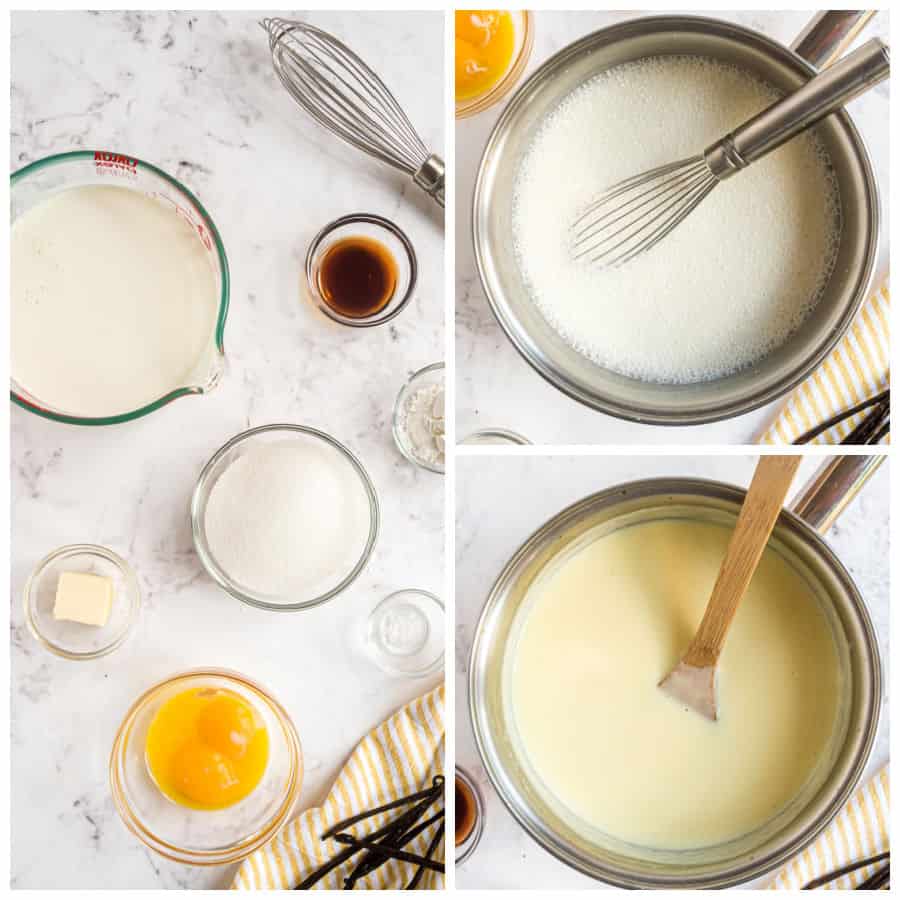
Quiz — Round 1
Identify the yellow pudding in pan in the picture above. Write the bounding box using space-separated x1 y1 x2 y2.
511 518 840 850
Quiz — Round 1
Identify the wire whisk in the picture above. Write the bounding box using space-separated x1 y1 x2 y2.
571 38 889 268
571 157 717 268
261 17 444 207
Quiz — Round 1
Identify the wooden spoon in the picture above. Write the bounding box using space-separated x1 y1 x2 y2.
658 454 803 721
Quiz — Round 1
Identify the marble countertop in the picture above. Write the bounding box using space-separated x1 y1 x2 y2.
455 454 889 889
11 10 444 890
455 10 890 446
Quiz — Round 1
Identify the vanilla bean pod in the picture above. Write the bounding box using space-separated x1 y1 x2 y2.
346 809 445 885
321 777 444 839
405 822 445 890
334 834 444 872
803 851 890 889
341 798 440 889
297 779 444 890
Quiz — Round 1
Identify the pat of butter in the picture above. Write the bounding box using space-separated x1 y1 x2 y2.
54 571 114 627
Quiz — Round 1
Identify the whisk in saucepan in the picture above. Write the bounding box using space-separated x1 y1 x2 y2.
571 38 889 269
261 17 445 208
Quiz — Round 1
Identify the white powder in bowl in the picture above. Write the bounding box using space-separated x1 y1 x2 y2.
512 55 842 384
203 439 372 600
395 383 445 469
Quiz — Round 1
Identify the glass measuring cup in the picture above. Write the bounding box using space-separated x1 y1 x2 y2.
10 150 230 425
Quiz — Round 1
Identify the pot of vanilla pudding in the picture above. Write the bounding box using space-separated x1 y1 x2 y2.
472 13 879 425
468 456 882 888
10 151 229 425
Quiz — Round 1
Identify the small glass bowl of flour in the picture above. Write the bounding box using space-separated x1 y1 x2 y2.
392 362 445 474
191 424 379 612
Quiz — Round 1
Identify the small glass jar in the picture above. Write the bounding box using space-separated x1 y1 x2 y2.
455 766 485 866
305 213 417 327
393 362 445 474
364 589 444 678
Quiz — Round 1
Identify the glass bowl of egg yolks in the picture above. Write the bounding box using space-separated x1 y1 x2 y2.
110 669 302 866
455 10 534 118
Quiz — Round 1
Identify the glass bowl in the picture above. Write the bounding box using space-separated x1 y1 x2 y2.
456 11 535 119
455 766 485 866
392 362 445 474
109 668 303 866
191 424 380 612
10 150 229 425
460 428 531 446
363 589 445 678
23 543 140 660
305 213 417 327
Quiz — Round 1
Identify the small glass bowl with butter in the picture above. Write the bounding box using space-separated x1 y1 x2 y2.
23 544 140 660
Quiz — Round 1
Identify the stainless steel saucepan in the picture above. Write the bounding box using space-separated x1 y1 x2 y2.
472 12 881 425
468 455 883 888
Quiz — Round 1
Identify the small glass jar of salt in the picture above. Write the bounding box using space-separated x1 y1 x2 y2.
392 362 444 474
364 589 444 678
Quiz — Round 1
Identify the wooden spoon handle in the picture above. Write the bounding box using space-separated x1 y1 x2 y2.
682 455 803 668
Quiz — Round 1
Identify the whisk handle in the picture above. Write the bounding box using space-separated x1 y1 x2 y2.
413 154 445 208
705 38 889 179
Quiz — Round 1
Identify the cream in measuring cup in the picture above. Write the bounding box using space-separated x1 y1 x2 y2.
11 184 219 418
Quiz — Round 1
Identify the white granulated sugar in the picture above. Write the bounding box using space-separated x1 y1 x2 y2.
204 439 371 599
512 56 842 384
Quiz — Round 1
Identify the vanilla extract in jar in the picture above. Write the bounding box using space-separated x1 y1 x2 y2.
316 236 398 319
455 776 476 845
455 767 484 865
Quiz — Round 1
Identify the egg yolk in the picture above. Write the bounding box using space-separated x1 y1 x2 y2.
145 688 269 811
455 10 516 102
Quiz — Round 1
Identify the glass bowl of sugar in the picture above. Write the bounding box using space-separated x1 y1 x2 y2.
191 424 380 612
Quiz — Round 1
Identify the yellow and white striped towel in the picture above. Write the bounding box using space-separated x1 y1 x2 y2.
759 279 890 444
233 685 445 890
768 766 889 889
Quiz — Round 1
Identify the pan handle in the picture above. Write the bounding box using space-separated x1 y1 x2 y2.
789 455 884 534
792 11 877 70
